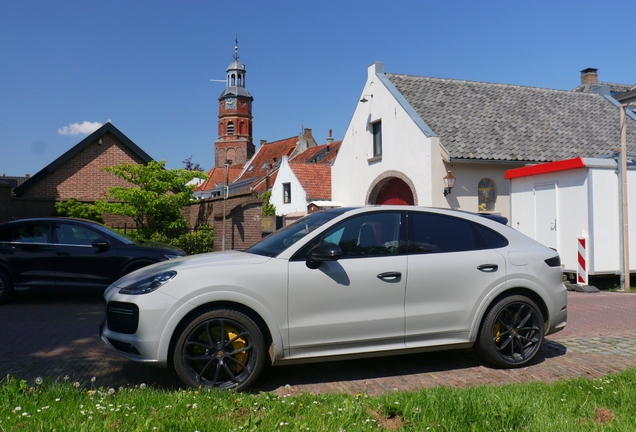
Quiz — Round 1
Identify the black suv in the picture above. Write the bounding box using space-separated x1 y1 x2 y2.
0 218 185 304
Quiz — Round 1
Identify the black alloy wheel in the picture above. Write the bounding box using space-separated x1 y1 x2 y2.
173 309 266 390
478 295 544 367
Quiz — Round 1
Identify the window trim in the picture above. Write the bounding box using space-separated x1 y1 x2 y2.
372 120 382 158
283 183 291 204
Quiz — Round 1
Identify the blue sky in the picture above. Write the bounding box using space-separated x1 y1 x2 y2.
2 0 635 177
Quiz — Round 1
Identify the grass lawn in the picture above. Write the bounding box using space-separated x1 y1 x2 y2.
2 368 635 431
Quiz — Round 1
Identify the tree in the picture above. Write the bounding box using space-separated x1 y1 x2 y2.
54 198 104 222
259 191 276 216
95 160 207 237
182 155 204 172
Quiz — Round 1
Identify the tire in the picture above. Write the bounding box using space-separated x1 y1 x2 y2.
0 270 14 305
477 295 544 368
173 309 266 390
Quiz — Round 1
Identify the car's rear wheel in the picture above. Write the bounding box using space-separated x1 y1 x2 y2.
0 270 13 305
477 295 544 367
173 309 266 390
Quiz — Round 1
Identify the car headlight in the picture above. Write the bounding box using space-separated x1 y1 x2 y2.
118 271 177 295
165 254 182 260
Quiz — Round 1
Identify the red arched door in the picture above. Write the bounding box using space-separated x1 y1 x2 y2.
376 178 414 205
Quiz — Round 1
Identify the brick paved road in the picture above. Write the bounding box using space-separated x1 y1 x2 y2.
1 288 635 396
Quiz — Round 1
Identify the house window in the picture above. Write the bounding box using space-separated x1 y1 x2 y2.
372 121 382 157
283 183 291 204
227 121 234 135
478 178 496 212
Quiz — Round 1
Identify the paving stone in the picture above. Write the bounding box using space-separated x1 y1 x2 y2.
1 289 635 395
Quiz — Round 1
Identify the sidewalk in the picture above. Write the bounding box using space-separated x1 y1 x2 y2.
1 289 635 396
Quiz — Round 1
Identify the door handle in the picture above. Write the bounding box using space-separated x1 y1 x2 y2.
477 264 498 272
377 271 402 281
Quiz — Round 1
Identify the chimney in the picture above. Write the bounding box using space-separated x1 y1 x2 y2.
580 68 599 85
303 128 313 139
260 139 267 146
326 129 334 144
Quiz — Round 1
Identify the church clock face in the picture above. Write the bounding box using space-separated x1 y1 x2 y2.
225 97 237 109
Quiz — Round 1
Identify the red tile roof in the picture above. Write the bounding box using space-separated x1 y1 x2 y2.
194 166 242 192
239 137 298 182
292 141 341 165
289 164 332 200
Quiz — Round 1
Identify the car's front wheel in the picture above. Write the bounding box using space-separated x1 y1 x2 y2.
0 270 13 305
477 295 544 367
173 309 266 390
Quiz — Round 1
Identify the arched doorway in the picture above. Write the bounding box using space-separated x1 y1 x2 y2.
375 178 414 205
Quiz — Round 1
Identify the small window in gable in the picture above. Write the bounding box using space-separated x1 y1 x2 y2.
283 183 291 204
478 178 496 212
372 121 382 157
227 122 234 135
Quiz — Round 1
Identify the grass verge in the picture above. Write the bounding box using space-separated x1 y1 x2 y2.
2 368 636 431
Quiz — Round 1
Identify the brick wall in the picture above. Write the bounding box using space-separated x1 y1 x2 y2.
183 192 263 251
19 132 146 201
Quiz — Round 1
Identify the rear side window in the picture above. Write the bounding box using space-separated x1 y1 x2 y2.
473 223 508 249
407 212 507 254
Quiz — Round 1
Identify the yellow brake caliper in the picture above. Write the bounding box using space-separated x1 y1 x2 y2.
494 322 501 343
227 328 248 371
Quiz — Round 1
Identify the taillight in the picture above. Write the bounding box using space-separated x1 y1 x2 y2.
545 256 561 267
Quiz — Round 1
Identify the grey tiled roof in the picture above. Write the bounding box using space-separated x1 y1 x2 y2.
573 82 634 94
387 73 636 162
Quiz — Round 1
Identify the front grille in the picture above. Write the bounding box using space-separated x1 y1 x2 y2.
107 301 139 334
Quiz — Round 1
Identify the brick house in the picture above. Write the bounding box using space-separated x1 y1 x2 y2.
1 122 153 223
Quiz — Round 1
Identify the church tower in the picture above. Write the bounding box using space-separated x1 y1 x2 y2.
215 41 255 168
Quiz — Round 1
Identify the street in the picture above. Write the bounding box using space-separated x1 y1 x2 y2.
1 288 635 396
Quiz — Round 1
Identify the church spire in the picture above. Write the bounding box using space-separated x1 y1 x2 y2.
215 38 254 168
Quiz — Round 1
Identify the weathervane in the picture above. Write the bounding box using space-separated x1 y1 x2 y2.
233 34 239 61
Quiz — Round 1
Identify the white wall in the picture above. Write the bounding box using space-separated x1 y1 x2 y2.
332 62 521 222
510 161 636 274
332 63 435 206
441 162 520 221
271 156 307 215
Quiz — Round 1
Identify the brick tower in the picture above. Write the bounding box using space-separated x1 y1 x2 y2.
215 41 255 168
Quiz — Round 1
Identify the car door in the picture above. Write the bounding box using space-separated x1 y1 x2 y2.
52 222 123 288
0 222 57 287
287 211 407 358
404 211 507 347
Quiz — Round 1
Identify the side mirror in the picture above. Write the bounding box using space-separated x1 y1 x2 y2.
306 242 342 269
92 239 110 250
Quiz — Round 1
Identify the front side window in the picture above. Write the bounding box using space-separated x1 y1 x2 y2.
283 183 291 204
478 178 496 212
295 211 404 260
54 223 102 246
372 121 382 157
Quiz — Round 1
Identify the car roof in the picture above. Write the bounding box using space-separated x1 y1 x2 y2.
0 217 99 226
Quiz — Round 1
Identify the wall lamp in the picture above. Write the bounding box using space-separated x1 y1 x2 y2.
443 170 456 196
360 94 373 103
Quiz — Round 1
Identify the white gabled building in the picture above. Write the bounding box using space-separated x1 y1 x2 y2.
333 63 636 223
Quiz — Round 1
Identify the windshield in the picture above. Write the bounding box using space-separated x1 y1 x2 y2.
247 209 348 257
90 223 136 245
